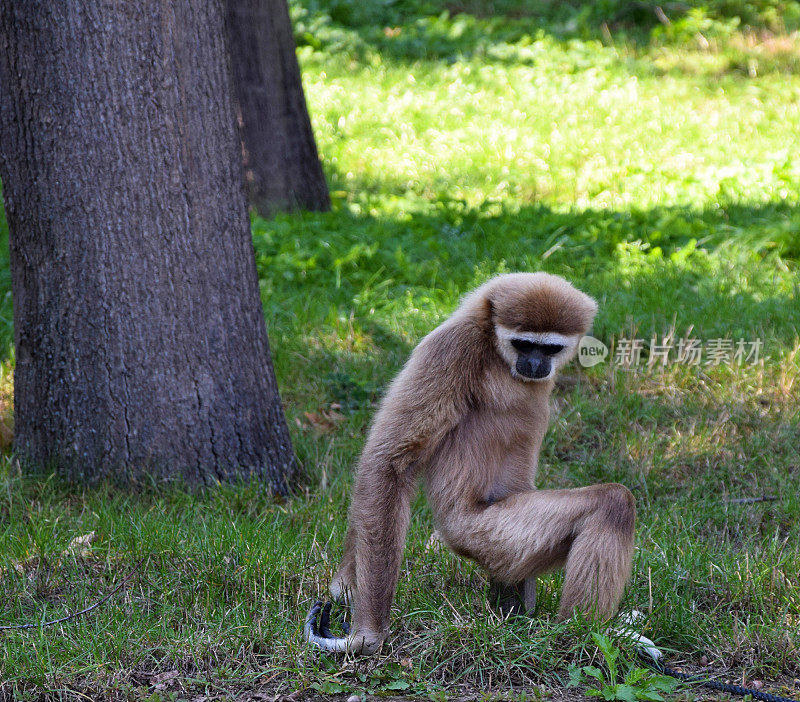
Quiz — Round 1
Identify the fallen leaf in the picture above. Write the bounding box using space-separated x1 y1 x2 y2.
64 532 97 558
151 670 179 684
304 409 345 435
425 530 445 553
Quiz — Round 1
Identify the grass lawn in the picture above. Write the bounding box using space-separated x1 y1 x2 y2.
1 1 799 699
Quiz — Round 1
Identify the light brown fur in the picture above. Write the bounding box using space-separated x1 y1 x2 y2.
320 273 635 655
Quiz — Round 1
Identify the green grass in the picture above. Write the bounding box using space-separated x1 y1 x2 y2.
1 0 799 699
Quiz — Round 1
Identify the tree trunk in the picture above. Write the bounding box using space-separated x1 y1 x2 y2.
0 1 296 490
225 0 331 216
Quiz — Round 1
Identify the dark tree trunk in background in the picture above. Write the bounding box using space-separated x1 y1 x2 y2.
225 0 330 216
0 1 296 490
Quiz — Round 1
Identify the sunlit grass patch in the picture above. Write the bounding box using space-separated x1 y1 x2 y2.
305 59 800 212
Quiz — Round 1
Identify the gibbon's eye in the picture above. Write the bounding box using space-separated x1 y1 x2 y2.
539 343 565 355
510 339 565 356
511 339 536 353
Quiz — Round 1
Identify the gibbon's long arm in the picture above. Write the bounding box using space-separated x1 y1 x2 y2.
307 459 419 654
351 461 418 653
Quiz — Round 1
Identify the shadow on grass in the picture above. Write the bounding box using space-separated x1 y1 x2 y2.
292 0 690 65
1 187 796 393
292 0 800 76
256 197 800 351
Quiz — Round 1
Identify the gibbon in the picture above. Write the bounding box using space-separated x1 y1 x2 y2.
305 273 635 655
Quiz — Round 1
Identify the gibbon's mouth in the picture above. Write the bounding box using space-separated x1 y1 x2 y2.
512 365 552 382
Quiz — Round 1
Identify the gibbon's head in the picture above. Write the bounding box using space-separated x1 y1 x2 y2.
473 273 598 383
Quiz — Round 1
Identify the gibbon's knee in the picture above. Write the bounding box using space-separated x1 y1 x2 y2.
558 483 636 620
595 483 636 536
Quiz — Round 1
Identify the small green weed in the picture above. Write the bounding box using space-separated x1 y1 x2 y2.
568 633 679 701
311 661 418 696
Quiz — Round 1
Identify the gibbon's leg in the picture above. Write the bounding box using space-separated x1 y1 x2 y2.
449 484 635 620
488 575 537 616
523 575 538 612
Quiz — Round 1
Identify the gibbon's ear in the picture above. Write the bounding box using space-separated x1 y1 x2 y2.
479 296 495 332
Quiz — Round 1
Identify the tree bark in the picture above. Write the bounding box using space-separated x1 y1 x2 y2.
225 0 331 216
0 0 296 490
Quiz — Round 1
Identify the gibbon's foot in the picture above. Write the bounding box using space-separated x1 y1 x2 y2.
489 580 526 616
304 601 351 652
488 577 537 616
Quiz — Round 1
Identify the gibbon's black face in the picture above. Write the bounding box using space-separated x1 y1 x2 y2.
493 324 578 382
511 338 565 379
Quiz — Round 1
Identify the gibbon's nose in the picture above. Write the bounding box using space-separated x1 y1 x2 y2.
516 355 550 379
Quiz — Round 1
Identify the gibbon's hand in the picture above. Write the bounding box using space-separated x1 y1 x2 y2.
304 601 350 652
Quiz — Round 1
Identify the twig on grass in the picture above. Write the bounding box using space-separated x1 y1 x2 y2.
0 557 145 631
726 496 778 505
